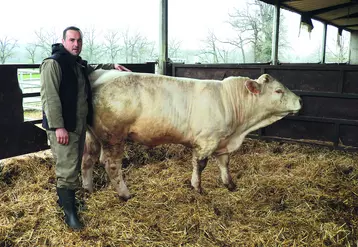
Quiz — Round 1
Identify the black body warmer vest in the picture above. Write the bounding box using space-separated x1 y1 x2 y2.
42 52 93 131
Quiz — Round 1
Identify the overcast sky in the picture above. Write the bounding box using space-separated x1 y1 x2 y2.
1 0 350 61
2 0 242 48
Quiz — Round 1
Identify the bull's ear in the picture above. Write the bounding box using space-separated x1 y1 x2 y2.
258 74 273 84
245 80 261 94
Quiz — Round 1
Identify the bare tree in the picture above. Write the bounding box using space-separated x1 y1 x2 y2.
168 38 182 58
199 30 229 63
326 33 349 63
121 29 152 63
82 26 103 63
133 39 154 63
223 35 247 63
34 28 59 58
103 30 121 63
227 0 275 62
145 42 157 62
0 36 18 64
25 43 38 64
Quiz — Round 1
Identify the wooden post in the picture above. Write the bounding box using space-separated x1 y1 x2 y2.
158 0 168 75
271 0 280 65
321 23 327 63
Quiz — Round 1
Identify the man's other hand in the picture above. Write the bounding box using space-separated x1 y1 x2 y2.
114 64 131 72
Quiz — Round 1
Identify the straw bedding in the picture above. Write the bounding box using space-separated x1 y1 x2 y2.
1 139 357 246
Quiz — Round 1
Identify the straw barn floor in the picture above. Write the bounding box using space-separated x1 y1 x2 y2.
1 139 358 246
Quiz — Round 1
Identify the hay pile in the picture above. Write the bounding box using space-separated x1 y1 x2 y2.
1 139 358 246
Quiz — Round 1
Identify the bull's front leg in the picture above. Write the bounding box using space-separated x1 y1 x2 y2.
191 140 220 193
215 154 236 191
101 144 131 201
191 155 208 193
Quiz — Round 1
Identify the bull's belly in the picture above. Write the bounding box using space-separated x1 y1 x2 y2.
127 118 192 147
127 131 191 147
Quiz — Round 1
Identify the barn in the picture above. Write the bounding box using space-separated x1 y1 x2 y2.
1 0 358 246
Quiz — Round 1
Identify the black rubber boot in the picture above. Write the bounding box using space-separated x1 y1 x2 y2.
56 187 84 230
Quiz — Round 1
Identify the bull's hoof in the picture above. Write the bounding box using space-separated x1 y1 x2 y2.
82 187 93 194
225 182 237 192
196 187 203 194
184 180 204 195
190 185 204 194
184 179 192 188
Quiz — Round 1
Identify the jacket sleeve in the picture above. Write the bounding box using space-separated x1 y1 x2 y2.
86 63 115 75
40 59 64 129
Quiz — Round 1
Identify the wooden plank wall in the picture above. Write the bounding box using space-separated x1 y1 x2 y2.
172 64 358 150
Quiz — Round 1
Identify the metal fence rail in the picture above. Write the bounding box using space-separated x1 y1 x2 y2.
18 69 42 122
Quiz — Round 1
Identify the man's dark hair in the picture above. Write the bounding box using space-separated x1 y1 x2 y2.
63 26 83 40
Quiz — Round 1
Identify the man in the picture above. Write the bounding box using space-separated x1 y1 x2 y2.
40 26 130 230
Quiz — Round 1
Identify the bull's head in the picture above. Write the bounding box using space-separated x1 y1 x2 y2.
245 74 302 117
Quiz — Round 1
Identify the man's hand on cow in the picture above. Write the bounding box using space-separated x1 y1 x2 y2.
114 64 131 72
56 127 69 145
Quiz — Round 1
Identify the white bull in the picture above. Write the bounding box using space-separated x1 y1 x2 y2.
82 70 302 200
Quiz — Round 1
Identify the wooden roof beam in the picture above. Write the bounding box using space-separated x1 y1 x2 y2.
309 2 357 16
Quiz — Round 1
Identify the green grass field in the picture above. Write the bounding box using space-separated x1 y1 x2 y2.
24 109 42 120
18 73 40 80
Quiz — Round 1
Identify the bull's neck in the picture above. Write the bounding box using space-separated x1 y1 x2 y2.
222 79 284 134
222 79 252 126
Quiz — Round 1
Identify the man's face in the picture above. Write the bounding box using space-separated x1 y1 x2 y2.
62 30 82 56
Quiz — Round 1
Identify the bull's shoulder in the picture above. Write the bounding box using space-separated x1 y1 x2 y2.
222 76 249 84
89 69 131 89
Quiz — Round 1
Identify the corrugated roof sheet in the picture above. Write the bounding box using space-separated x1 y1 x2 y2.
260 0 358 32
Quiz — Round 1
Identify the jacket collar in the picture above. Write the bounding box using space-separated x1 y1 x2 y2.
51 43 85 65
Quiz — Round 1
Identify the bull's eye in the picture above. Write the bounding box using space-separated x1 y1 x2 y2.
275 89 284 94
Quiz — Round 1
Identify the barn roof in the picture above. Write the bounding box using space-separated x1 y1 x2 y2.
260 0 358 32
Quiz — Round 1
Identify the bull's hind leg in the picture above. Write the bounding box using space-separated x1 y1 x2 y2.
82 131 100 193
215 154 236 191
101 143 131 200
